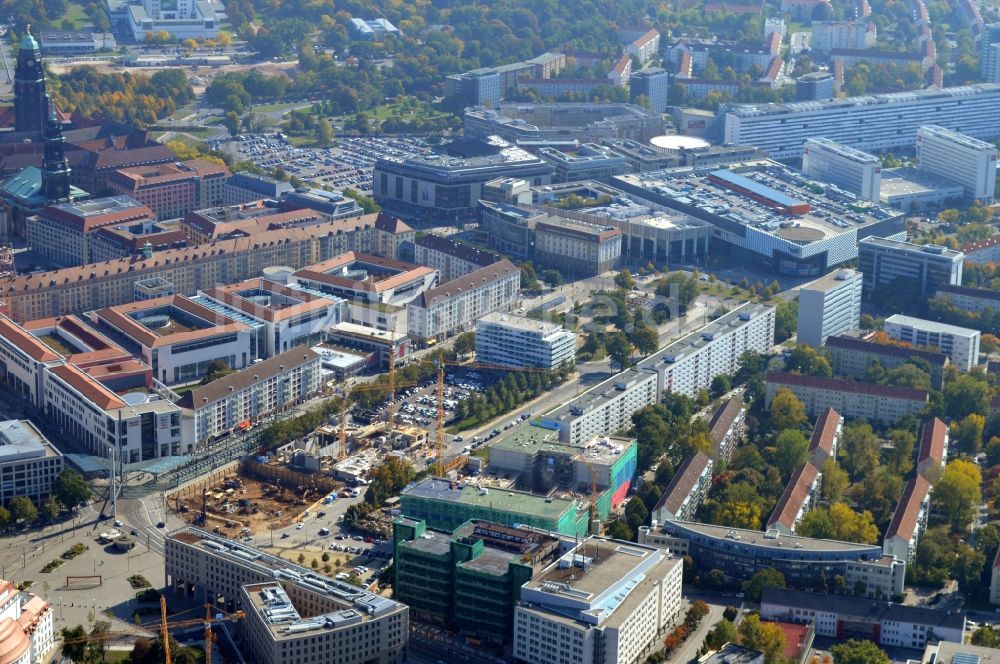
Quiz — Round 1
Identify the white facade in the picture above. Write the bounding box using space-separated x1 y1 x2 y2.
916 125 998 204
796 269 863 347
126 0 221 40
548 369 658 446
765 374 929 423
407 261 520 341
810 20 876 55
513 540 683 664
723 84 1000 159
0 420 63 506
885 314 981 372
475 313 576 370
180 347 323 445
0 580 54 664
802 138 882 200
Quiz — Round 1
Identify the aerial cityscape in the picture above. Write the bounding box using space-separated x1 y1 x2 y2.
1 0 1000 663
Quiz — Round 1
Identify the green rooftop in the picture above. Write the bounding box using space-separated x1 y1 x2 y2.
402 477 578 520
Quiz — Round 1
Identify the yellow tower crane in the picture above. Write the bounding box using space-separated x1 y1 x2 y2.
435 350 446 475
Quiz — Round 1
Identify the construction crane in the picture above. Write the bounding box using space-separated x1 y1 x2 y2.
338 390 348 461
386 347 396 441
586 462 601 535
161 597 171 664
435 350 446 475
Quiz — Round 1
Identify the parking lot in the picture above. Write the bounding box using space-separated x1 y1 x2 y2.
217 133 432 194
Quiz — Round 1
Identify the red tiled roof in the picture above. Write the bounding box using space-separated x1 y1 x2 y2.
0 314 59 362
766 372 930 401
808 408 841 459
885 475 930 541
48 363 127 410
917 417 947 470
767 462 820 530
653 452 711 517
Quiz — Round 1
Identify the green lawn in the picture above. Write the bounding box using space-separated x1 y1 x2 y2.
61 3 91 29
328 99 451 125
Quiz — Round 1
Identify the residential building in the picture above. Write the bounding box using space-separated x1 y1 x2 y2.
795 72 836 101
372 213 415 261
796 269 863 348
222 173 293 205
513 538 683 664
487 426 637 519
89 295 256 386
923 641 1000 664
760 588 963 648
533 215 622 278
917 417 948 480
615 163 906 276
124 0 222 40
982 23 1000 83
651 451 713 523
810 20 877 55
392 518 561 645
399 477 590 536
624 29 661 64
88 220 188 263
0 214 391 323
406 259 520 342
857 237 964 299
722 84 1000 159
707 397 746 462
916 125 997 204
546 303 774 445
960 234 1000 264
27 196 156 266
445 54 566 103
936 283 1000 316
347 17 399 40
639 521 905 599
196 278 344 358
801 139 881 200
0 578 54 664
477 201 546 261
765 373 929 423
463 103 662 145
884 314 980 371
475 313 576 371
325 322 411 369
278 189 364 222
630 67 670 113
290 252 437 307
830 48 929 71
538 144 630 184
0 420 63 505
181 201 324 244
825 334 949 389
450 71 502 108
165 528 409 664
413 235 501 282
767 462 822 536
106 160 231 221
178 346 322 443
884 475 931 563
373 143 553 224
39 30 116 55
808 408 842 468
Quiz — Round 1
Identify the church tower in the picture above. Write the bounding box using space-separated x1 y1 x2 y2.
14 27 46 134
41 94 70 202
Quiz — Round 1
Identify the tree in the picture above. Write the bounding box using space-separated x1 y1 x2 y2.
952 544 985 597
606 332 633 370
840 421 881 480
821 459 849 503
774 429 809 477
742 568 786 602
769 389 807 431
933 459 983 533
774 300 798 343
705 619 738 650
315 117 334 146
711 374 732 398
41 495 60 522
738 614 787 664
0 506 10 529
953 413 986 454
9 496 36 524
62 625 88 662
631 326 659 356
830 639 890 664
943 374 991 420
542 269 563 287
54 470 90 509
614 269 636 290
453 332 476 358
87 620 112 663
972 625 1000 647
886 428 916 476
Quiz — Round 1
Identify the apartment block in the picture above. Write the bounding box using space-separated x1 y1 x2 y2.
178 347 323 444
412 234 501 282
222 173 293 205
916 125 997 204
106 159 231 220
767 462 822 536
884 314 980 371
808 408 842 468
935 283 1000 315
765 373 929 423
513 538 683 664
802 139 881 200
544 368 659 446
639 520 904 599
857 237 963 298
27 196 156 266
533 215 622 278
165 528 409 664
0 420 63 505
475 313 576 370
883 475 931 563
406 260 520 342
707 397 746 462
290 252 438 307
825 334 950 389
0 578 54 664
651 451 712 523
182 202 324 244
917 417 948 480
796 268 863 347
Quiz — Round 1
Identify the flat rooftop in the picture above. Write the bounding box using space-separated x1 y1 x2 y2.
920 124 998 151
879 167 964 198
524 539 656 600
95 295 248 348
0 420 60 464
478 312 567 335
402 477 579 520
293 252 434 294
801 268 861 293
490 423 634 466
806 137 880 164
615 161 901 243
651 302 772 366
200 278 334 324
48 195 147 218
885 313 980 337
660 520 884 554
860 235 965 259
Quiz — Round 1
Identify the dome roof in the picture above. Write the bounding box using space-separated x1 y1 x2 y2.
20 26 38 52
0 618 29 664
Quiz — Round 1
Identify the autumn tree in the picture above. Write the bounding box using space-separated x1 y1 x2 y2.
739 614 787 664
769 389 807 431
933 459 983 533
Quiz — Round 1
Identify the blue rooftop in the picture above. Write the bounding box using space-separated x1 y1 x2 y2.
710 169 804 209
